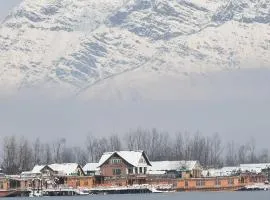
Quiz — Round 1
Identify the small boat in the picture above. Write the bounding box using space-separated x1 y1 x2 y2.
75 189 91 195
29 190 43 197
150 188 164 193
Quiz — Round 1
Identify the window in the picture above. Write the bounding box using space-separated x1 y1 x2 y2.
202 180 205 186
111 159 122 164
76 180 80 187
144 167 147 174
196 181 200 186
196 180 205 187
135 168 138 174
228 179 234 185
128 168 133 174
139 167 143 174
113 169 121 175
185 181 188 187
215 178 221 186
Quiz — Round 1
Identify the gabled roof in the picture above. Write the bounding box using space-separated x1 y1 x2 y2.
98 151 151 167
148 160 200 173
49 163 85 176
30 165 54 174
32 165 46 173
83 163 99 172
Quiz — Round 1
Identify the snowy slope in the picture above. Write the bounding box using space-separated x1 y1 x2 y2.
0 0 269 99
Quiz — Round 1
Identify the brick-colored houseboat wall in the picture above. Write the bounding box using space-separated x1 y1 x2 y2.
95 177 174 188
146 177 177 186
238 174 266 185
67 176 94 189
0 179 9 190
205 179 215 188
177 177 242 191
102 179 128 187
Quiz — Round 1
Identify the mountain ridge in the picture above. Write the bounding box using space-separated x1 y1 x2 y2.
0 0 269 99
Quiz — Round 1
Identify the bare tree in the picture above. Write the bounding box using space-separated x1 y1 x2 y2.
44 143 52 164
18 137 33 172
109 134 122 151
225 140 238 166
86 134 96 162
173 132 184 160
258 148 269 163
89 137 110 162
246 138 257 163
1 129 270 175
52 138 66 163
202 136 212 167
62 147 75 163
73 147 87 165
238 144 247 164
1 136 18 174
125 128 151 151
33 138 41 165
183 132 192 160
210 133 223 168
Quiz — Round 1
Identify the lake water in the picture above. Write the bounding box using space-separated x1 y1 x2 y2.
3 191 270 200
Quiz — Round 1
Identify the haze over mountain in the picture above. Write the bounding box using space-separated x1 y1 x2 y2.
0 0 270 147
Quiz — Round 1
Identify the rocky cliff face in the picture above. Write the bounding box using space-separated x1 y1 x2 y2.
0 0 269 99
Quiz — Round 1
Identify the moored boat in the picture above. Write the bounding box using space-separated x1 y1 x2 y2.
0 190 21 197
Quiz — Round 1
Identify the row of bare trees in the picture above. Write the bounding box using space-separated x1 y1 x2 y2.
1 128 269 174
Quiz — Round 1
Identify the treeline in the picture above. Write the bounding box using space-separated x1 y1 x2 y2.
1 128 269 174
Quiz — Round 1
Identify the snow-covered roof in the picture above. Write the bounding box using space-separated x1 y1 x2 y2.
21 171 41 177
202 163 270 177
98 151 151 167
148 161 200 174
83 163 100 172
240 163 270 173
31 165 46 173
240 163 270 169
49 163 84 176
202 167 240 177
21 171 33 175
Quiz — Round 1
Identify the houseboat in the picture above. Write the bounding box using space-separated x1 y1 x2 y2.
0 177 26 197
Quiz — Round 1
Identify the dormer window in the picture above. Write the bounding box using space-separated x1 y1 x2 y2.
111 159 122 164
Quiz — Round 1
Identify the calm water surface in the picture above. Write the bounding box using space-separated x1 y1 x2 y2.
4 192 270 200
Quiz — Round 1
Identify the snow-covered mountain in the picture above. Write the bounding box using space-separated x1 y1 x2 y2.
0 0 269 99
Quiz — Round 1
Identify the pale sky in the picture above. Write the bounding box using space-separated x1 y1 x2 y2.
0 0 22 21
